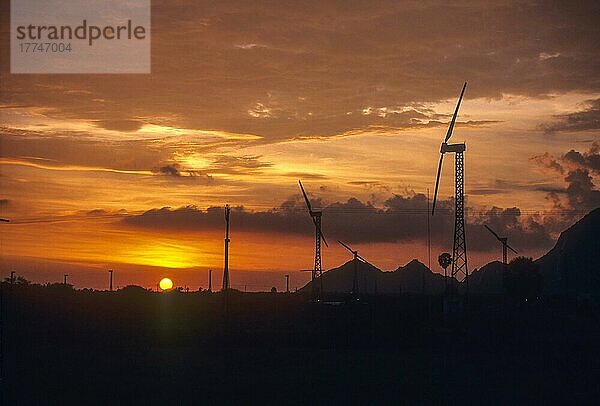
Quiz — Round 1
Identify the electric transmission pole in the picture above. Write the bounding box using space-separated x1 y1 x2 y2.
222 205 231 291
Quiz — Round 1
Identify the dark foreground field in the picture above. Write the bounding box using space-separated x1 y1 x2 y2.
2 284 600 405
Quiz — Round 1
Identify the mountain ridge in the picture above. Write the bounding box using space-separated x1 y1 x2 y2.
302 208 599 296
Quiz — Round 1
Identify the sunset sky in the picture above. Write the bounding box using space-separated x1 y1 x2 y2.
1 1 599 291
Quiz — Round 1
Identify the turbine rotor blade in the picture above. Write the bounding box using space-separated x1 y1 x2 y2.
298 180 313 214
432 154 444 215
310 217 329 248
337 240 355 255
444 81 467 143
484 224 502 242
319 228 329 248
507 244 519 255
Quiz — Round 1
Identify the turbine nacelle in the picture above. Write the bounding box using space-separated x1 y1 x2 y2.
431 82 467 216
298 180 328 248
440 142 466 154
484 224 518 265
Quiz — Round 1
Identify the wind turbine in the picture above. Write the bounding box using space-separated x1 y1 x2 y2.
484 225 518 265
299 180 329 301
431 82 469 287
338 240 369 300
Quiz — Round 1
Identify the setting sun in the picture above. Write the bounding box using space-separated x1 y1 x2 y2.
159 277 173 291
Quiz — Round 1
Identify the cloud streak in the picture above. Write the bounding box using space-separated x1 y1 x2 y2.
540 99 600 134
1 0 599 140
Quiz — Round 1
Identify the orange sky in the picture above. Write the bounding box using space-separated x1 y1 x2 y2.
1 1 599 290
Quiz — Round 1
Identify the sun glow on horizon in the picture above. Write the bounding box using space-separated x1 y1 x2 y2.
159 277 173 290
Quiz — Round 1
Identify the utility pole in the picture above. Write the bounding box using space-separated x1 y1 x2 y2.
108 269 113 291
10 271 15 284
285 274 290 293
222 205 231 291
63 274 68 285
208 269 212 292
0 219 7 388
425 188 431 295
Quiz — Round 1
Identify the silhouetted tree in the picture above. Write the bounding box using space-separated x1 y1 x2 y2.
438 253 452 276
118 285 149 295
3 275 30 285
504 256 543 301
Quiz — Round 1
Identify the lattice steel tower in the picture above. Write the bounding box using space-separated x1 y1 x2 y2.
299 180 328 301
452 150 468 282
432 82 469 287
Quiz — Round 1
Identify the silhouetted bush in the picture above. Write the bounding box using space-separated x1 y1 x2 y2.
118 285 150 295
504 256 543 301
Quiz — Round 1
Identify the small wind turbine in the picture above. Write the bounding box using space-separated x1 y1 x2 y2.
299 180 329 301
431 82 469 285
484 225 518 265
338 240 369 300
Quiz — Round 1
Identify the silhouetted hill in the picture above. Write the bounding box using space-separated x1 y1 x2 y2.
301 259 381 294
468 261 505 295
302 209 599 298
391 259 446 294
536 207 600 296
302 259 446 295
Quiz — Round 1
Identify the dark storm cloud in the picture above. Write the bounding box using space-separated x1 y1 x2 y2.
1 0 599 140
531 152 565 174
120 192 556 251
533 143 600 211
153 163 216 184
563 142 600 173
469 206 553 251
157 164 182 177
563 169 600 209
540 99 600 134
